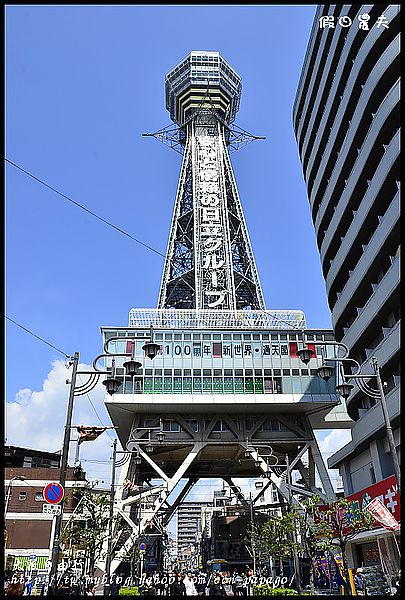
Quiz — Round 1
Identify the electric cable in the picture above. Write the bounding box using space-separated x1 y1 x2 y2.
5 158 166 259
5 315 70 358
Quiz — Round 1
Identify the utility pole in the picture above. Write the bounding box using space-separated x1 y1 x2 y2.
285 454 301 594
371 357 401 492
48 352 80 593
104 438 117 595
249 491 256 574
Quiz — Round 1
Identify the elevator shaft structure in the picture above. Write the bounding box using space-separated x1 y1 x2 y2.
157 51 265 311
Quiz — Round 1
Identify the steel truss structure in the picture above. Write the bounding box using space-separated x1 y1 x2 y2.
108 412 336 574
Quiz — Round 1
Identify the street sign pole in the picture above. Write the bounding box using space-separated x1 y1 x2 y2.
48 352 79 593
104 438 117 595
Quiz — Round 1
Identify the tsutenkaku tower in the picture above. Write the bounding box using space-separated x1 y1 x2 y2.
156 51 265 311
102 51 352 576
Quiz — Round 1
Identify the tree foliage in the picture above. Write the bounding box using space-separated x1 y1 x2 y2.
60 483 112 576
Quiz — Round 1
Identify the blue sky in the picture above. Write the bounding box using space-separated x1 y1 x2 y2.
5 5 349 493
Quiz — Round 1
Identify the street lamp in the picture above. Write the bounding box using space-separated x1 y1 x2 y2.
102 359 122 396
297 338 400 492
316 364 334 382
296 347 314 365
5 476 26 518
142 325 161 360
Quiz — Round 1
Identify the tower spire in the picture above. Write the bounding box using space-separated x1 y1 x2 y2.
156 51 265 311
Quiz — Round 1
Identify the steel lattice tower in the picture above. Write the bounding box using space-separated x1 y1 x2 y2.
155 51 265 311
102 51 352 576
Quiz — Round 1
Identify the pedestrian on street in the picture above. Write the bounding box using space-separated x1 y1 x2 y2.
170 574 186 596
184 572 198 596
85 583 96 596
109 575 121 596
209 576 225 597
354 568 367 596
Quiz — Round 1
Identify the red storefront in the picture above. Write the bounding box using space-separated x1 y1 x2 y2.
317 475 400 587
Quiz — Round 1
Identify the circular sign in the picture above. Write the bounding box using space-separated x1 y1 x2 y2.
43 482 64 504
139 543 146 551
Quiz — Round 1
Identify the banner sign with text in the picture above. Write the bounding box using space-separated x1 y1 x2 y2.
364 496 400 531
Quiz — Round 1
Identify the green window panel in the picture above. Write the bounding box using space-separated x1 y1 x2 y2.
254 378 264 394
193 377 202 393
245 378 254 394
163 378 173 393
234 377 244 393
213 378 224 393
203 377 212 393
143 377 153 394
153 377 163 393
183 377 192 393
173 377 182 394
224 377 234 394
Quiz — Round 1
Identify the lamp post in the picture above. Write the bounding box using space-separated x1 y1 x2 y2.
4 476 26 518
285 454 301 594
297 338 400 493
248 491 256 574
48 328 160 593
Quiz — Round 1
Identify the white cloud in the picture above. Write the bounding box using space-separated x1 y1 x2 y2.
315 429 352 490
6 359 116 487
316 429 352 459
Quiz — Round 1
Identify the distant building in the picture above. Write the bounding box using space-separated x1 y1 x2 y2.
293 4 400 579
4 445 86 576
177 501 211 569
201 482 282 572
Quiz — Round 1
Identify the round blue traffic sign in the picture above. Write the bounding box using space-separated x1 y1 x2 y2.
43 482 64 504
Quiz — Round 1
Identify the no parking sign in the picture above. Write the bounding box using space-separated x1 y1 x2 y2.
43 482 64 504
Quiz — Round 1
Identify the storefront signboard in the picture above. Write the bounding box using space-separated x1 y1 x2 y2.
346 475 400 525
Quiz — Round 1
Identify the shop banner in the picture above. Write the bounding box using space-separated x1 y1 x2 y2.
332 553 346 582
320 556 331 581
364 497 400 531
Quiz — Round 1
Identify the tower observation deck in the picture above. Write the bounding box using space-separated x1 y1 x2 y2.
102 51 352 575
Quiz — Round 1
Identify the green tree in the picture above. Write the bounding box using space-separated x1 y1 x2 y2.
246 512 300 576
312 497 375 589
61 483 112 577
262 512 301 577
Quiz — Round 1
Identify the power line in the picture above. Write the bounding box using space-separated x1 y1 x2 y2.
5 158 166 259
5 316 70 358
